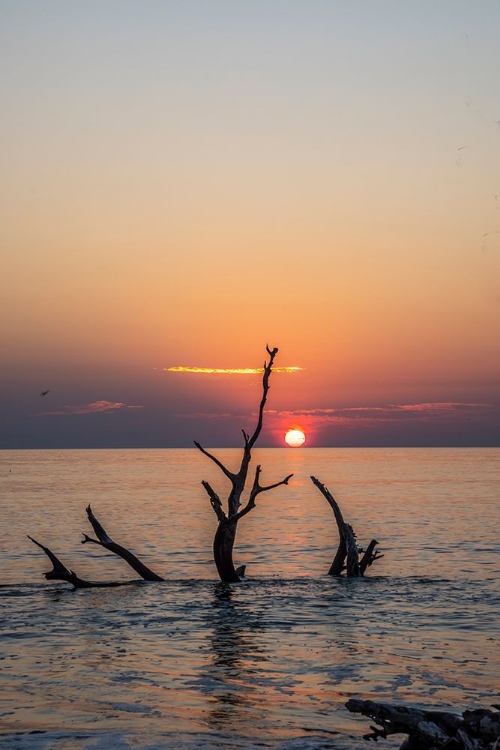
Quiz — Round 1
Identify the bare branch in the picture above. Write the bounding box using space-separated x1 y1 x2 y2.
311 476 346 526
201 480 227 522
230 466 293 523
82 506 164 582
247 346 278 450
27 536 120 589
85 504 113 544
194 441 237 483
81 533 102 546
28 535 74 581
251 472 294 501
359 539 383 575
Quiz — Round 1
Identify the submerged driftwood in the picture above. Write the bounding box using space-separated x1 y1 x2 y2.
29 505 163 588
195 345 292 582
311 477 383 576
346 699 500 750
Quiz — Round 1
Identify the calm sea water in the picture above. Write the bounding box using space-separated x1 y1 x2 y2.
0 448 499 749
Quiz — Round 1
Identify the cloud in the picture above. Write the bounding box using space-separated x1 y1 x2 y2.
265 402 493 425
173 402 495 428
165 366 303 374
36 400 144 416
173 411 237 419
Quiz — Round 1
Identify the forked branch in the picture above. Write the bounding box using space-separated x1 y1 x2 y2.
359 539 384 574
82 505 164 582
232 465 293 523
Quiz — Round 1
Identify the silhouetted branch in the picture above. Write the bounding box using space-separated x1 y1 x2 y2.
231 466 293 523
194 442 236 483
28 536 132 589
359 539 384 575
202 481 227 522
82 505 164 582
247 346 278 450
28 535 75 582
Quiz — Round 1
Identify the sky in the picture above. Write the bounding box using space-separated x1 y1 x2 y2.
1 1 499 449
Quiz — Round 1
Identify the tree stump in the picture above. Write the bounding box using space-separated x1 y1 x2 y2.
311 477 383 576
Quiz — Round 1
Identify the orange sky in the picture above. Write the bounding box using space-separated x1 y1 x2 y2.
1 3 499 448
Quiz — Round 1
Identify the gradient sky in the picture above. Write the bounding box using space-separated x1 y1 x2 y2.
1 1 499 448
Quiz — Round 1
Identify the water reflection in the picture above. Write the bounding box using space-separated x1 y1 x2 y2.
2 450 499 748
204 582 266 731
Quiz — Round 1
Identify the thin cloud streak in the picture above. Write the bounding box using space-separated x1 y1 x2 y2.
173 402 493 425
173 412 237 420
165 366 303 374
266 402 494 424
36 400 144 417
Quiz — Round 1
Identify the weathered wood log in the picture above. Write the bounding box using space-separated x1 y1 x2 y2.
196 346 292 582
28 536 133 589
346 699 500 749
81 505 164 581
311 477 383 576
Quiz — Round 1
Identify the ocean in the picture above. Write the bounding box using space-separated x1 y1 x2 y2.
0 448 498 749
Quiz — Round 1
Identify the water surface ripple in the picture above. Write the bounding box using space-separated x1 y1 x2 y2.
0 448 498 749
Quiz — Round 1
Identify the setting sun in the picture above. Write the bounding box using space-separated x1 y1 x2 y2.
284 429 306 448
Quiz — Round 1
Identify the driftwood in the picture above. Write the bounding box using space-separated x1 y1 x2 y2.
81 505 163 581
311 477 383 576
346 699 500 750
29 505 163 588
195 345 292 582
28 535 130 588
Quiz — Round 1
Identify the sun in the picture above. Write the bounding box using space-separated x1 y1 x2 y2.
284 429 306 448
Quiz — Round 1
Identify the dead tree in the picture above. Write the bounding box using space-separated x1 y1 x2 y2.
28 505 163 588
346 699 500 749
195 346 292 582
311 477 382 576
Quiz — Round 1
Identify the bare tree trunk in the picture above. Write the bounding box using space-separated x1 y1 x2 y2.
196 346 292 582
213 523 240 583
328 536 347 576
359 539 380 575
311 476 382 576
346 699 500 749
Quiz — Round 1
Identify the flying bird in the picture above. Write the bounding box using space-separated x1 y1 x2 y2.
39 390 50 397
